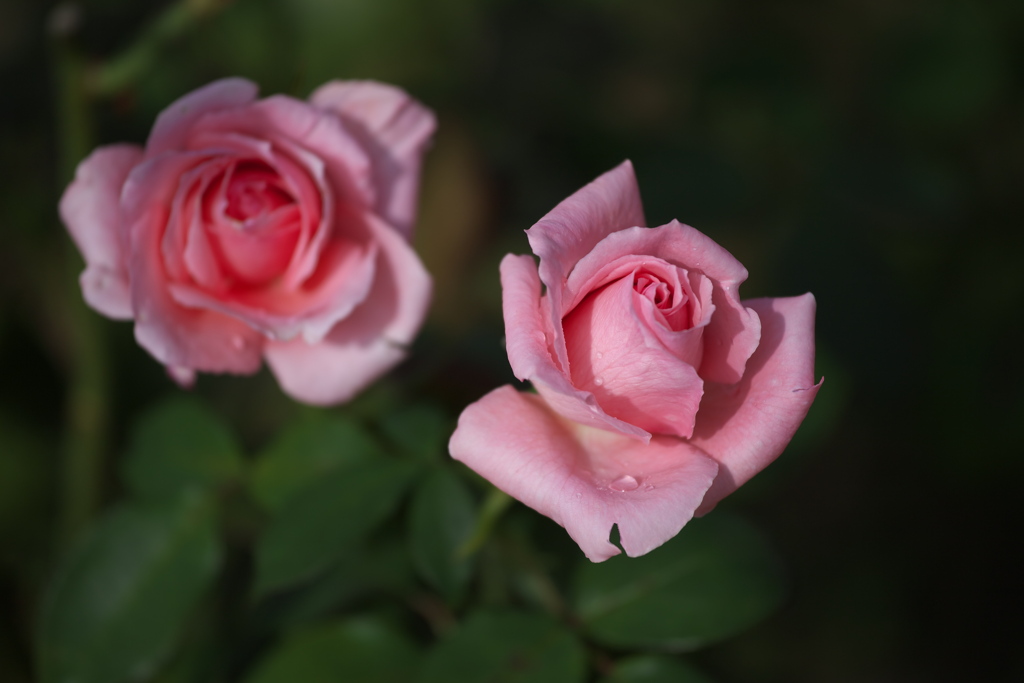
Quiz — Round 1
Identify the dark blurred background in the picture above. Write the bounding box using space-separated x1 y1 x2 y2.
1 0 1022 681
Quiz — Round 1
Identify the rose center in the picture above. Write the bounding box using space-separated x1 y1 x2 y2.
202 159 303 286
223 161 295 224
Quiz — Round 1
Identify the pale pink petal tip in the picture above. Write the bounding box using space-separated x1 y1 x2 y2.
166 365 197 388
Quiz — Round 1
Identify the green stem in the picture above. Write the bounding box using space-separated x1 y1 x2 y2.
88 0 228 97
51 22 107 545
457 486 513 559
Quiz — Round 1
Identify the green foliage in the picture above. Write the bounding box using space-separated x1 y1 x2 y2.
250 412 385 512
122 396 243 502
416 611 587 683
37 495 219 683
243 616 421 683
572 514 786 650
254 458 419 595
379 403 452 462
599 655 716 683
408 466 477 603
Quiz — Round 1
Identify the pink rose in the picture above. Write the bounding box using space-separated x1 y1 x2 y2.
60 78 435 404
450 161 820 561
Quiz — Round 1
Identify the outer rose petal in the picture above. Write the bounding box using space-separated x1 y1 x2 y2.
59 144 143 319
263 218 431 404
501 254 649 440
147 78 259 156
526 161 646 377
309 80 437 238
691 293 821 514
450 386 719 562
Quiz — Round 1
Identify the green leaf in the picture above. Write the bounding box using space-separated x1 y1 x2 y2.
572 514 785 651
250 413 385 512
266 536 417 630
122 396 242 502
379 404 451 462
254 458 418 595
243 616 421 683
416 611 586 683
38 495 219 683
408 467 476 602
600 655 716 683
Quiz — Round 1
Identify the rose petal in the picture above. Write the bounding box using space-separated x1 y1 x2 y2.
59 144 143 319
310 80 437 238
450 386 719 561
263 217 431 404
691 293 821 514
193 95 373 219
526 161 646 377
565 221 761 384
169 221 377 343
501 254 650 440
147 78 259 157
563 275 705 438
123 155 264 373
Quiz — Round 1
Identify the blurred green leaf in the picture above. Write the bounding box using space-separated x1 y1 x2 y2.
122 396 242 502
572 514 785 651
250 413 384 512
243 615 421 683
599 655 715 683
38 494 219 683
416 611 586 683
254 458 418 595
267 536 417 630
408 467 476 602
379 404 451 462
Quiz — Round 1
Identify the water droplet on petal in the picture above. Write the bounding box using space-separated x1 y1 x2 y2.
595 351 603 360
594 377 604 386
231 335 246 350
644 484 655 491
575 492 582 500
610 475 639 492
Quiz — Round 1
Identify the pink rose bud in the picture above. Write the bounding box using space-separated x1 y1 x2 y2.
60 78 435 405
450 161 821 561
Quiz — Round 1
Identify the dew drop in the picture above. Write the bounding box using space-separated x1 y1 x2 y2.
231 335 246 350
595 351 603 360
594 377 604 386
644 484 655 491
575 492 582 500
610 474 639 492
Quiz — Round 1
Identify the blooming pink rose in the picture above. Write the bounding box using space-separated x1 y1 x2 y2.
60 78 435 404
450 161 820 561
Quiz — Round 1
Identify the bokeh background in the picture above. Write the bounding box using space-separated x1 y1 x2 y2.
2 0 1022 681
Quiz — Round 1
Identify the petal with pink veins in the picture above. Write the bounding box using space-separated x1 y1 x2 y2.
59 144 143 319
310 80 437 238
691 293 821 514
450 386 719 561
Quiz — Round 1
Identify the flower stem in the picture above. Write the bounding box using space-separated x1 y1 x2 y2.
50 12 108 545
457 486 513 559
87 0 229 97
